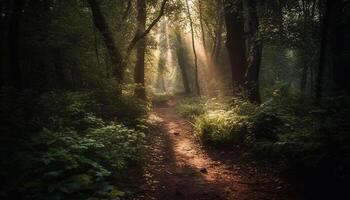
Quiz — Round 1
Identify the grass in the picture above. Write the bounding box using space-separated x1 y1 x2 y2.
151 93 172 105
175 97 204 119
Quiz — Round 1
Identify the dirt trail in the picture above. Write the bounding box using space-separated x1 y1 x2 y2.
136 96 299 200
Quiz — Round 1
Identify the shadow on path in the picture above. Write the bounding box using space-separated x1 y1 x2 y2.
135 96 300 200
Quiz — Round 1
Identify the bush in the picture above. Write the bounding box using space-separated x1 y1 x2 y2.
0 88 148 199
151 93 172 105
194 98 255 145
88 124 146 171
176 97 204 119
14 129 109 199
94 86 150 127
35 91 105 132
192 92 350 196
195 110 247 145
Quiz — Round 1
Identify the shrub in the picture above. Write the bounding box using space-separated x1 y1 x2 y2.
4 129 108 199
151 93 172 105
176 97 204 119
35 91 105 132
88 123 146 171
93 86 150 127
195 110 247 145
0 88 148 199
193 92 350 196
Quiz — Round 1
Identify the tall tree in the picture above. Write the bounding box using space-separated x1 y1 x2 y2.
315 0 347 103
224 0 247 95
123 0 168 64
156 20 168 93
198 0 207 55
175 30 191 94
7 0 25 89
185 0 201 96
244 0 262 103
87 0 123 84
134 0 147 100
329 0 348 94
300 0 318 93
211 0 224 65
0 0 11 88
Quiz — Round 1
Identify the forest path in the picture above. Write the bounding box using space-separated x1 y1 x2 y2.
135 96 299 200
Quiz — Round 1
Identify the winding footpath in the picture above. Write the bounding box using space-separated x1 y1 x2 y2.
135 97 300 200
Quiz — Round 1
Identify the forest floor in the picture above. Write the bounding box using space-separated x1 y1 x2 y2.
134 96 301 200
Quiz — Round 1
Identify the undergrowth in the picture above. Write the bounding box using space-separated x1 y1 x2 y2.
176 97 204 119
177 91 350 197
151 93 172 105
0 86 149 200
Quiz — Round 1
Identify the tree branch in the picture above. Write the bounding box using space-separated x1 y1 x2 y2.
123 0 168 63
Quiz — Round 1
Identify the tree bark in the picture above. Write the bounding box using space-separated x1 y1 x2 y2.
0 0 11 88
224 0 247 95
156 20 167 93
275 0 284 42
87 0 123 84
245 0 262 103
123 0 168 66
175 31 191 94
211 0 224 65
330 0 348 95
134 0 147 100
8 0 25 90
300 55 308 92
198 0 207 55
315 0 333 104
186 0 201 96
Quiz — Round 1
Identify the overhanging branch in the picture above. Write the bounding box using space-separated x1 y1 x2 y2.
122 0 168 64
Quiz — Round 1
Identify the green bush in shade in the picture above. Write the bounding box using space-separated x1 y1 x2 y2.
88 124 146 171
0 88 148 200
195 110 247 145
151 93 172 105
192 92 350 194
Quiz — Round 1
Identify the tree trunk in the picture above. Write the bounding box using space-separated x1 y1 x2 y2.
275 0 284 42
175 31 191 94
92 23 100 66
198 0 207 55
87 0 123 84
211 0 224 65
134 0 147 100
224 0 247 95
156 20 167 93
245 0 262 103
300 56 308 92
330 0 348 95
0 0 11 88
8 0 25 90
186 0 201 96
315 0 333 104
315 0 348 103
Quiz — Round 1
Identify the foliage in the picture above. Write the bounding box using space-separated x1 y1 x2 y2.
0 88 148 199
176 97 204 119
151 93 172 105
192 92 350 193
93 83 150 127
88 124 146 171
195 109 247 145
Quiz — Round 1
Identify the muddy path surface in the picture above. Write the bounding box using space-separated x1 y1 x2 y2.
135 96 300 200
